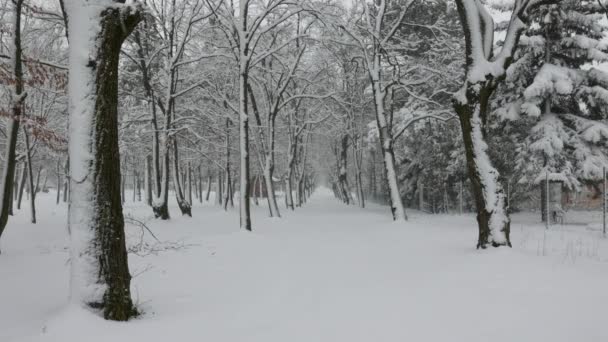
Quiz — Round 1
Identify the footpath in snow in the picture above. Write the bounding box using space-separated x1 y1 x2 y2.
2 188 608 342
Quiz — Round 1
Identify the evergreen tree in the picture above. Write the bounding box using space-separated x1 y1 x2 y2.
494 1 608 197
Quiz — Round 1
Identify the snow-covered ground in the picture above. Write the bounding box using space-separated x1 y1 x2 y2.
2 188 608 342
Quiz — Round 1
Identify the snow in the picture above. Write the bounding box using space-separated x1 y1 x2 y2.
4 190 608 342
523 64 582 106
470 107 509 243
64 0 107 309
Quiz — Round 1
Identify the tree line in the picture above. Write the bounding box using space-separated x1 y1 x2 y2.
0 0 607 321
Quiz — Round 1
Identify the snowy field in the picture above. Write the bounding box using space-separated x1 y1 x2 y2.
2 189 608 342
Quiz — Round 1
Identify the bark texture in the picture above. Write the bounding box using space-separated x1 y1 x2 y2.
66 1 141 320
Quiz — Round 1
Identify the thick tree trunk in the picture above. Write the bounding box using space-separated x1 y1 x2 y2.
454 88 511 249
65 0 140 320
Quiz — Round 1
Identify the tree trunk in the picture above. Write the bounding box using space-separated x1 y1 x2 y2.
0 0 24 243
63 158 69 203
23 127 36 223
187 161 193 205
453 87 511 248
252 175 259 206
172 140 192 216
133 22 165 218
369 73 406 220
56 160 62 204
64 0 140 320
132 168 137 202
17 163 27 210
145 154 153 206
264 166 280 217
205 175 212 201
238 70 252 230
215 170 223 206
198 165 203 203
353 141 365 208
337 135 352 205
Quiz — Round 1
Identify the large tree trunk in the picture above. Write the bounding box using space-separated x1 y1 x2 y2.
64 0 140 320
454 88 511 248
0 0 24 244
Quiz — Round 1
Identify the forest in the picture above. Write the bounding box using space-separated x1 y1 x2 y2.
1 0 608 341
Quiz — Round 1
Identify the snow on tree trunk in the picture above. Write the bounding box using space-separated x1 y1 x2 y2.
64 0 141 320
370 67 407 220
454 100 511 248
452 0 546 248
